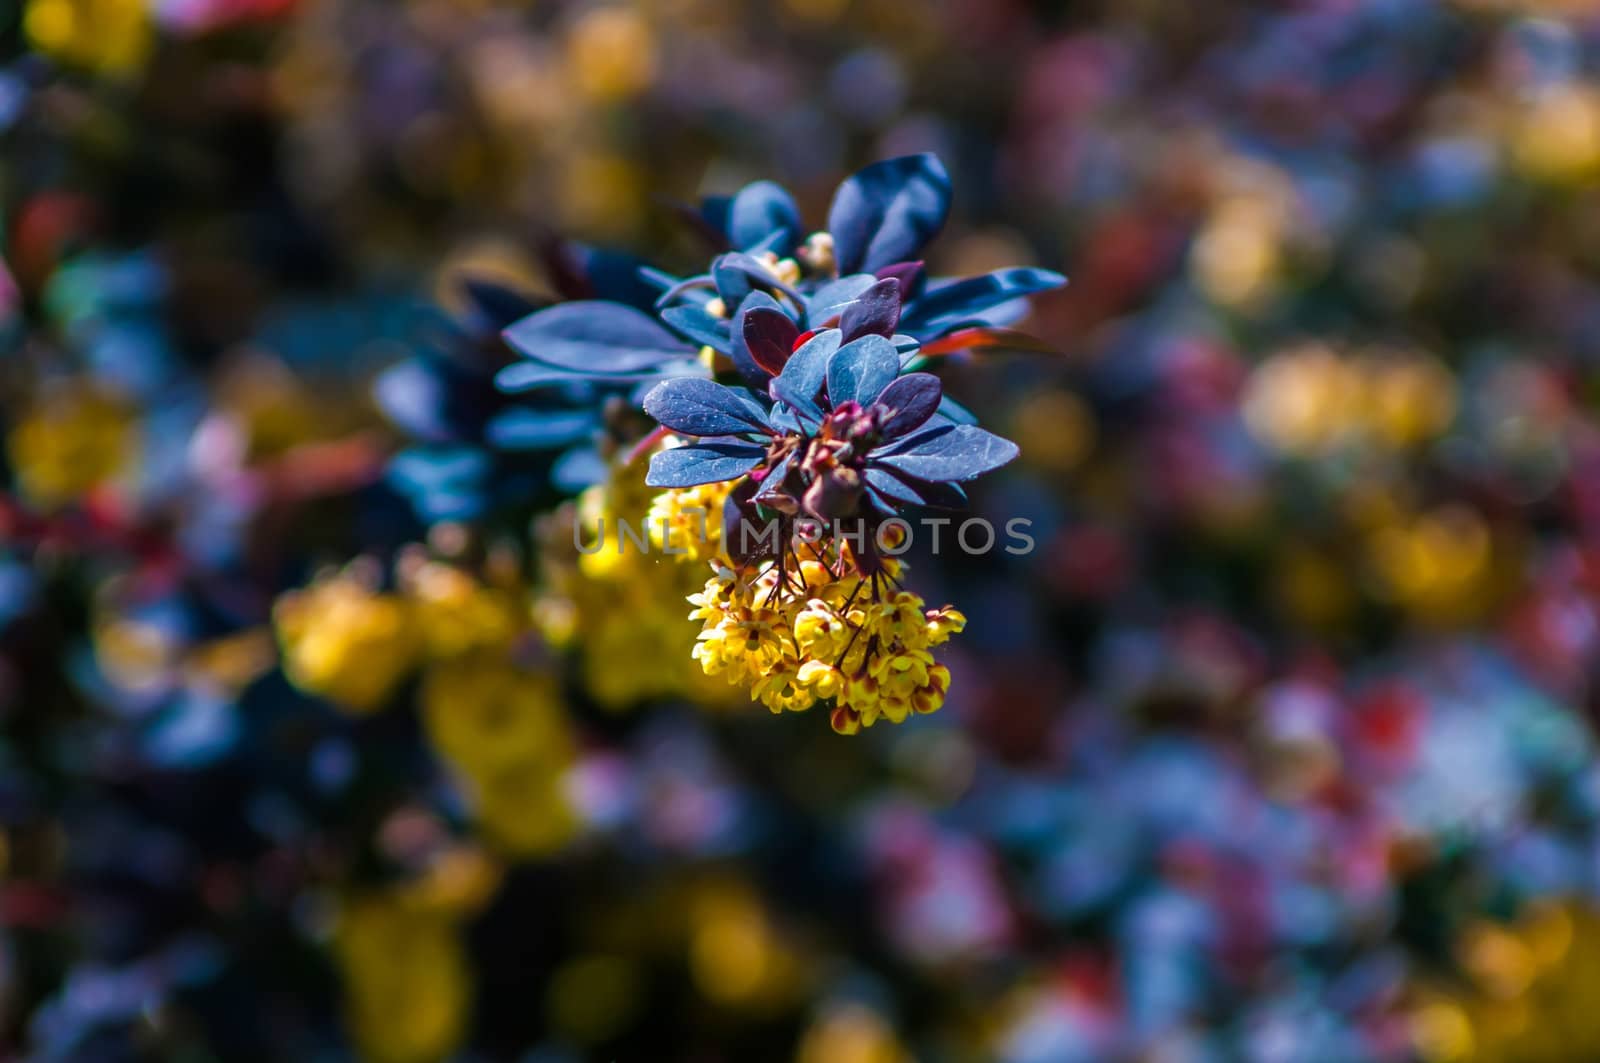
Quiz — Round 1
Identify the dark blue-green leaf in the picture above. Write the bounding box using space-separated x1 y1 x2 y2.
902 267 1066 332
646 441 766 488
826 334 900 408
728 181 802 252
873 424 1019 482
660 304 732 353
485 408 598 450
827 154 952 275
643 379 771 437
712 253 802 308
503 301 687 373
771 328 840 418
807 274 879 324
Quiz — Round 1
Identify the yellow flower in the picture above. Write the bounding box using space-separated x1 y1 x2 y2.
273 570 419 713
567 7 657 102
1367 505 1497 625
648 480 735 562
796 1003 912 1063
7 384 135 509
683 551 962 732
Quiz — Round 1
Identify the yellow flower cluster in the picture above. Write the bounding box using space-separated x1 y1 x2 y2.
404 556 580 857
687 554 965 734
647 479 733 562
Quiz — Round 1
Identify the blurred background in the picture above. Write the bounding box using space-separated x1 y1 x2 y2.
7 0 1600 1060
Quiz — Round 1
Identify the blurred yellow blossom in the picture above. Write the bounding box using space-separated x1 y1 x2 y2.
688 880 805 1010
24 0 152 77
1010 389 1095 472
538 460 742 709
796 1003 912 1063
274 568 420 713
1243 344 1456 456
401 557 525 661
1191 158 1298 310
1513 87 1600 184
419 639 576 858
567 7 658 101
1367 505 1497 624
1412 902 1600 1063
464 758 579 857
7 384 135 509
420 656 571 780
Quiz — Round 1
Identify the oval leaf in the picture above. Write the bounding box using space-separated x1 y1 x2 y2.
838 277 903 343
729 290 786 387
902 267 1067 333
503 301 689 373
660 304 732 353
742 305 801 378
642 379 771 438
712 253 803 308
771 328 841 418
807 274 879 325
826 334 900 409
827 154 952 275
873 424 1020 482
874 372 942 438
485 408 598 450
728 181 802 252
646 441 766 488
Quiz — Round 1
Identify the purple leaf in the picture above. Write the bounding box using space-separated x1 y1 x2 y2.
742 305 801 378
874 260 927 301
838 277 903 343
874 372 942 438
729 291 787 387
